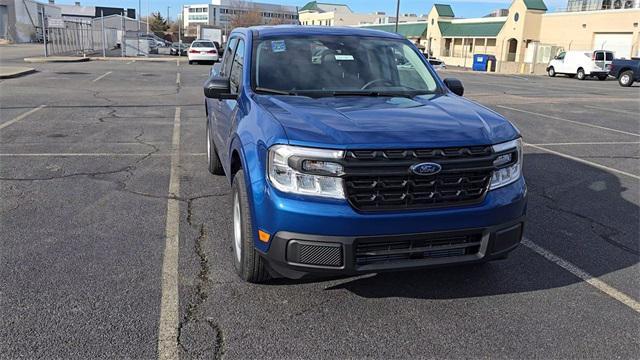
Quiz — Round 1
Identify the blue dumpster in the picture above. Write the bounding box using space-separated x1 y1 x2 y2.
472 54 497 72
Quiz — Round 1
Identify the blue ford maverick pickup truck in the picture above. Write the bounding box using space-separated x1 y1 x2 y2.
203 26 527 282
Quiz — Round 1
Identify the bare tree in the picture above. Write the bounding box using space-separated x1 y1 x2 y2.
229 1 264 28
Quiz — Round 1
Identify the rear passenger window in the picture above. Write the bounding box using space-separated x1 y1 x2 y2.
595 52 604 61
605 52 614 61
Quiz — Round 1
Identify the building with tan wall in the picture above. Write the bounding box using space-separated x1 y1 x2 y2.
412 0 639 73
299 1 428 26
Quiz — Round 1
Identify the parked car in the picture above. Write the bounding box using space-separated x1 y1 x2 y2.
188 40 219 64
427 57 446 70
609 58 640 87
546 50 612 80
170 42 188 56
203 26 527 283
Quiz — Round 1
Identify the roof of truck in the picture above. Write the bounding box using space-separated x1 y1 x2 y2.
243 25 404 40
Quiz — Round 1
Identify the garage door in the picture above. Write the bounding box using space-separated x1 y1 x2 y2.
593 33 633 59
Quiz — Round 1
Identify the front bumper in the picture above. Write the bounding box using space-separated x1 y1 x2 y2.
255 177 527 279
263 219 524 279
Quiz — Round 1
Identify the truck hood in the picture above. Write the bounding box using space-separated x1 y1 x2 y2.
254 94 519 149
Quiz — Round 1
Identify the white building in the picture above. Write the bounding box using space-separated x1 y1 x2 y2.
182 0 298 34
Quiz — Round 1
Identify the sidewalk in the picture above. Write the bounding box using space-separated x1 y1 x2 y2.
0 66 36 79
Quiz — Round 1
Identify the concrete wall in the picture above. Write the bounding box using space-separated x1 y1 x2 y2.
539 8 640 57
0 0 61 43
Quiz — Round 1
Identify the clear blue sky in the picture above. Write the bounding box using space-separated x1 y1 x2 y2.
54 0 564 20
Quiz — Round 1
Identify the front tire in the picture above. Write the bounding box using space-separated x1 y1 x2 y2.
619 70 634 87
576 68 586 80
232 170 270 283
547 67 556 77
206 121 224 175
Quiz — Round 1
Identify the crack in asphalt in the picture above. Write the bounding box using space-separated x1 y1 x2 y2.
177 196 226 359
534 190 639 256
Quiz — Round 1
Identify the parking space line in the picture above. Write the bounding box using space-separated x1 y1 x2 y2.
497 105 640 137
92 71 113 82
157 107 181 360
525 142 640 180
583 105 638 116
529 141 640 146
522 238 640 313
176 72 180 85
0 105 46 130
126 60 135 65
0 152 205 157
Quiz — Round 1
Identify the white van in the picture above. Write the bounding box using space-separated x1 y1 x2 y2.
546 50 613 80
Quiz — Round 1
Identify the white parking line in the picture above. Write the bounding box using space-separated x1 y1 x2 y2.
525 142 640 180
497 105 640 137
528 141 640 146
0 105 46 130
0 153 205 157
157 107 181 360
177 59 180 67
176 72 180 85
126 60 135 65
92 71 113 82
583 105 639 116
522 238 640 313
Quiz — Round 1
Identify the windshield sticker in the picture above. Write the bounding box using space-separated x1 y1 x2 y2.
271 40 286 53
334 54 354 61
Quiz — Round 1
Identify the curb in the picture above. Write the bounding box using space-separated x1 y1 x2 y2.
24 56 90 63
90 56 186 62
0 67 36 79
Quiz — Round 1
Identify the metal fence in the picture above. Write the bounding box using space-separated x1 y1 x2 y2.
40 19 118 57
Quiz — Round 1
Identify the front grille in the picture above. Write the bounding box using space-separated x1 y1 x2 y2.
343 146 496 211
355 232 483 266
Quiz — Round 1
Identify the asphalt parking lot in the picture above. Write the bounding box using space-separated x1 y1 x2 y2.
0 54 638 359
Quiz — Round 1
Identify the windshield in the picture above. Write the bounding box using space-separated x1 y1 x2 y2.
192 41 215 48
252 36 439 97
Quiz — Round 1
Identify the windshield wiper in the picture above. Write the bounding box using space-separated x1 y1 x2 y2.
255 87 297 95
296 90 433 99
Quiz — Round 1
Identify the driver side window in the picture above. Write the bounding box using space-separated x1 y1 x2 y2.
220 37 239 77
556 52 566 61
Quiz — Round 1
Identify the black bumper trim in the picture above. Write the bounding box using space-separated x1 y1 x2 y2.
260 218 525 279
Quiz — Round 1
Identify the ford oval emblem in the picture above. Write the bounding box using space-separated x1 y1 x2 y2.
410 162 442 176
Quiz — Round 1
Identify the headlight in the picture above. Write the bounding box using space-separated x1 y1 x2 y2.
268 145 345 199
489 138 522 190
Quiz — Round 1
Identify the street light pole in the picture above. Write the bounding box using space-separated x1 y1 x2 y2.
147 0 150 34
394 0 400 33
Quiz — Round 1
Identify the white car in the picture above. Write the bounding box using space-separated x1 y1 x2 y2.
546 50 612 80
188 40 219 64
427 58 446 70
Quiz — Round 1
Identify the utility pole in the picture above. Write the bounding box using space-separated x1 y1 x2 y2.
101 10 106 57
394 0 400 33
147 0 150 34
167 6 170 23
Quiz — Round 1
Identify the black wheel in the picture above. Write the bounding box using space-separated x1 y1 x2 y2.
619 70 634 87
547 67 556 77
232 170 270 283
206 120 224 175
576 68 586 80
597 74 608 81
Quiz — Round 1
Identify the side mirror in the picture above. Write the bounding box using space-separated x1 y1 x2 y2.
443 78 464 96
204 76 236 99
